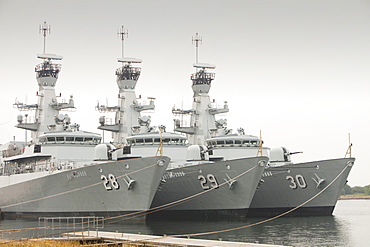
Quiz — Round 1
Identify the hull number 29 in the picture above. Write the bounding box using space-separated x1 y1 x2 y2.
198 174 219 190
286 174 307 189
101 174 120 190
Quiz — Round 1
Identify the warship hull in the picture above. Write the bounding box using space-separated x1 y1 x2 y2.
149 156 268 219
0 156 169 218
247 158 355 217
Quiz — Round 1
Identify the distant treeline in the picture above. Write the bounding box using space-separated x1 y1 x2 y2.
341 184 370 195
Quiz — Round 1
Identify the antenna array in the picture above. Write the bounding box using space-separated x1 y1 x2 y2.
192 33 202 63
39 21 51 53
117 26 129 58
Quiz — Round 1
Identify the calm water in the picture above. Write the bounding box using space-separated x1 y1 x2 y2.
1 200 369 247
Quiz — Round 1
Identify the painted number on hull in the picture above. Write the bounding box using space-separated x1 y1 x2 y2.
198 174 219 190
286 174 307 189
101 174 120 190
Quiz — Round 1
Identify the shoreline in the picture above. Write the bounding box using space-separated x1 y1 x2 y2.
339 195 370 200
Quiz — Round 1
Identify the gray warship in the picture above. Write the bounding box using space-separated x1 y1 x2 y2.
97 31 268 218
172 33 355 217
0 23 169 218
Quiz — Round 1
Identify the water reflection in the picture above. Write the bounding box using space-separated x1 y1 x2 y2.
1 200 368 246
0 216 352 246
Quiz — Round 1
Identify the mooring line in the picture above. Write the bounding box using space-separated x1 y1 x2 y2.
0 157 161 210
104 162 261 224
171 163 351 238
0 160 350 243
0 159 262 234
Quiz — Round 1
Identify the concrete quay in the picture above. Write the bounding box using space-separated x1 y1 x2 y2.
65 231 289 247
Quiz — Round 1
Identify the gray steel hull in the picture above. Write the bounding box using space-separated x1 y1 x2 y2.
248 158 354 217
149 156 268 218
0 156 169 218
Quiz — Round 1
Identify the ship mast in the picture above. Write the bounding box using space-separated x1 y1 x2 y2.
192 33 202 64
173 33 229 145
39 21 50 54
97 26 154 145
14 22 74 142
117 25 128 58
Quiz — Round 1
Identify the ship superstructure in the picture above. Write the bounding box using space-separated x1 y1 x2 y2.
8 21 99 169
0 23 170 218
172 33 355 217
97 31 267 218
97 26 156 145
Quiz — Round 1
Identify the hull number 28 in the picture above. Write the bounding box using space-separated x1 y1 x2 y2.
198 174 219 190
101 174 120 190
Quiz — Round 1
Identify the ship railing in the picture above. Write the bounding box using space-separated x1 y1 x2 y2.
2 159 80 175
38 216 104 238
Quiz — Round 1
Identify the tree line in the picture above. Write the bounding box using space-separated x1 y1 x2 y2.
341 184 370 195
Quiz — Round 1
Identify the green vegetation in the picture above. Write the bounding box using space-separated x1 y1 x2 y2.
0 239 140 246
341 184 370 195
0 239 82 246
341 184 370 198
0 239 138 246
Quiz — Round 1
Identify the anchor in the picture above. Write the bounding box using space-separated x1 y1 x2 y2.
224 174 237 189
123 174 136 190
312 173 326 188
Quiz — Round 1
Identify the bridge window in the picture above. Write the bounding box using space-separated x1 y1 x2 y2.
136 139 144 143
75 137 84 142
56 137 64 142
47 137 56 142
85 137 93 142
66 137 74 142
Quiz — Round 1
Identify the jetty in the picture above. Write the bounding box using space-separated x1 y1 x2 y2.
63 231 289 247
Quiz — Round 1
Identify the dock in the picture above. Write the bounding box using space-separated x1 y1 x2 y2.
64 231 289 247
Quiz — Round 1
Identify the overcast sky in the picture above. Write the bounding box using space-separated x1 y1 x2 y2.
1 0 369 186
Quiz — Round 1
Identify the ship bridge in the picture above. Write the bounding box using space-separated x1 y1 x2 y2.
206 135 261 148
38 131 102 145
127 133 187 146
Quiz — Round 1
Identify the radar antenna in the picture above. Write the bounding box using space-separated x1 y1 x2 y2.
39 21 51 54
192 33 202 63
117 26 128 58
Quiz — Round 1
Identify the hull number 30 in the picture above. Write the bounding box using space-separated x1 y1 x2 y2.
198 174 219 190
101 174 120 190
286 174 307 189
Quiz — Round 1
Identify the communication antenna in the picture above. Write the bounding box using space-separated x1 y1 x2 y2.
39 21 51 54
192 33 202 63
117 26 128 58
39 21 51 53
